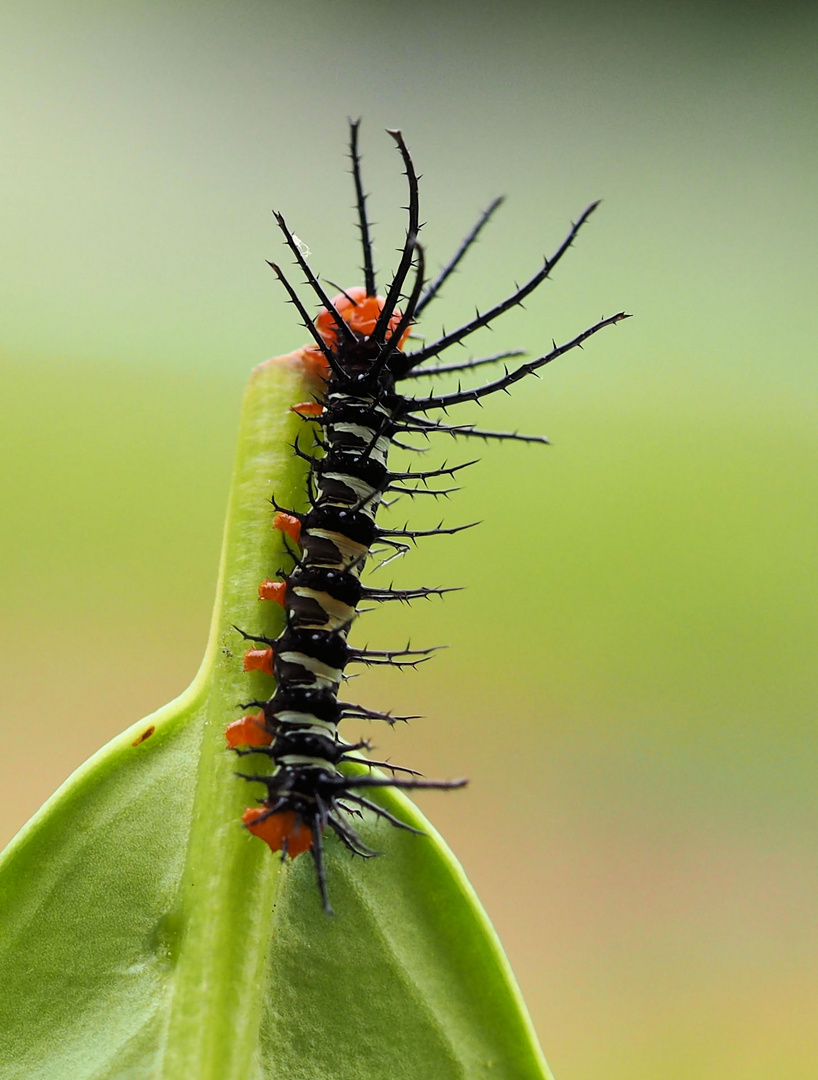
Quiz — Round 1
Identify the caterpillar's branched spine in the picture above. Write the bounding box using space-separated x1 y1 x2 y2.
227 122 629 913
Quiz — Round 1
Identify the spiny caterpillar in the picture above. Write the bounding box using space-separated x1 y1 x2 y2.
225 120 628 912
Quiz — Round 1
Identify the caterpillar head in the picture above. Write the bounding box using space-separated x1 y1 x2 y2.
315 286 411 352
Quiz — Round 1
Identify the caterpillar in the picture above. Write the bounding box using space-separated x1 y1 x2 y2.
225 120 628 913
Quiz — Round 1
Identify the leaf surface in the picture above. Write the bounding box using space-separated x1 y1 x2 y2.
0 354 552 1080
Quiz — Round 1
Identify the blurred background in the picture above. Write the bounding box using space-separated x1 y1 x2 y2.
1 1 816 1077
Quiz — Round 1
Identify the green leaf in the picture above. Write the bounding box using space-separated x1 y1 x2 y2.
0 353 552 1080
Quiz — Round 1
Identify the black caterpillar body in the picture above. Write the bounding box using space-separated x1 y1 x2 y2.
230 121 627 912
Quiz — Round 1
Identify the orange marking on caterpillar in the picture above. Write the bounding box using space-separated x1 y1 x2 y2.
298 345 331 379
259 579 286 604
131 725 156 747
315 286 410 350
273 512 302 544
291 400 324 418
243 807 314 858
225 711 272 749
243 648 274 676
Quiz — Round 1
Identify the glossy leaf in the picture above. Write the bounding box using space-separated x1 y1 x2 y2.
0 353 552 1080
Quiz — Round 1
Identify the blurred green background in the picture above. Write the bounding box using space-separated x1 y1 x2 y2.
1 2 816 1077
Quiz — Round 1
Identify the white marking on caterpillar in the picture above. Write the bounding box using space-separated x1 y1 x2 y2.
279 651 343 685
292 586 357 628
